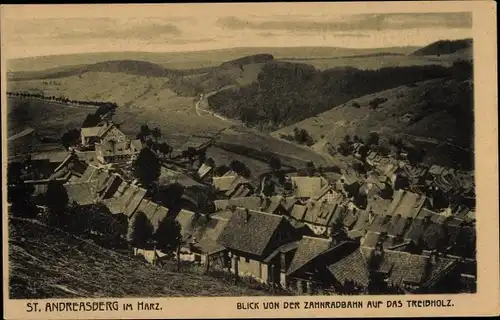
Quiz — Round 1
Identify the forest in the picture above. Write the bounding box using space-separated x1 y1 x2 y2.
207 60 473 131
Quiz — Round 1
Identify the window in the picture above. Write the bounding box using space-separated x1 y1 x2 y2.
245 257 250 263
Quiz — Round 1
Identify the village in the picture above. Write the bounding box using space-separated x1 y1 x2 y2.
7 108 477 296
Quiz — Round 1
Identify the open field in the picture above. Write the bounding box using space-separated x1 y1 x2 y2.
8 217 265 299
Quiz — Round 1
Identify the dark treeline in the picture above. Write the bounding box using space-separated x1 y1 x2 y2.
7 91 119 109
207 60 473 130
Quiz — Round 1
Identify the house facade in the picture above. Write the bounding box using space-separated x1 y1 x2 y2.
217 208 299 285
95 139 142 165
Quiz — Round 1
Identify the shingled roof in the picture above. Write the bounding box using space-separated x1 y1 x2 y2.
290 204 308 221
102 181 147 217
291 176 329 199
327 249 370 287
184 214 231 254
214 196 262 212
213 175 239 191
385 190 428 218
217 208 286 257
64 180 99 206
329 247 433 288
287 236 332 275
136 199 170 231
303 200 341 227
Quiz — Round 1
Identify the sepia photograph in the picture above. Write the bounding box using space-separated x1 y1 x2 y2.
1 2 498 319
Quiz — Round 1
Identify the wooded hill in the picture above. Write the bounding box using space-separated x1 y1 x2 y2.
207 59 473 131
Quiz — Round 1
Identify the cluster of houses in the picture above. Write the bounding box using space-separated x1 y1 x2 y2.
9 117 476 295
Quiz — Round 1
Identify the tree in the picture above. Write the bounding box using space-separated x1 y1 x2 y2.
157 142 172 158
44 182 69 227
230 160 251 178
140 124 151 138
261 177 275 197
61 128 81 149
132 148 161 188
269 156 282 171
198 149 207 167
365 132 380 146
127 211 154 249
154 217 182 252
337 142 352 156
205 157 216 168
305 161 316 176
7 163 36 218
151 127 162 141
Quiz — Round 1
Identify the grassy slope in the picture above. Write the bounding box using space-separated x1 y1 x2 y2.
7 67 328 175
272 78 474 169
8 217 264 299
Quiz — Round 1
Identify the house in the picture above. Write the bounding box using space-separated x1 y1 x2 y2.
175 211 232 267
101 180 147 217
290 204 308 221
197 163 213 180
360 231 412 251
260 195 292 216
312 184 341 203
327 245 460 293
135 199 170 231
95 139 142 165
302 199 342 236
224 177 254 198
63 179 99 206
81 125 105 147
217 208 299 285
287 239 361 294
81 121 127 147
213 196 263 212
291 176 330 199
383 190 430 218
212 175 239 192
48 152 88 182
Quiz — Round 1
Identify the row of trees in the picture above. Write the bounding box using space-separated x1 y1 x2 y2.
7 91 119 109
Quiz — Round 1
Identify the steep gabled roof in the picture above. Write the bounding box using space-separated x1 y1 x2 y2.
213 175 239 191
197 163 213 179
81 126 102 138
213 196 262 212
291 176 328 199
327 249 370 287
136 199 170 231
386 190 428 218
102 182 147 216
303 200 339 227
217 208 285 257
64 180 99 206
290 204 308 221
287 236 332 275
175 209 197 239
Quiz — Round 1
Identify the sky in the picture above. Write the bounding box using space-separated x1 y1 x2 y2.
1 4 473 59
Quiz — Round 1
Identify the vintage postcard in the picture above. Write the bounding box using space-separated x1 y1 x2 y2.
1 2 498 319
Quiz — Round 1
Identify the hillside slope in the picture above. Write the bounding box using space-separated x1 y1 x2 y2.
412 38 472 56
8 218 264 299
208 60 472 131
272 77 474 169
